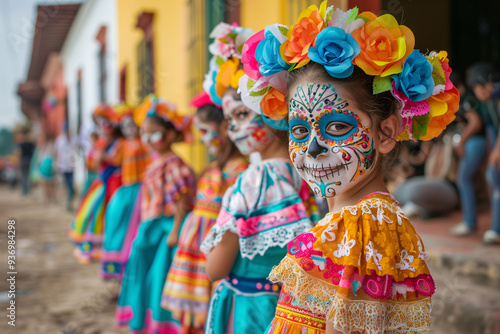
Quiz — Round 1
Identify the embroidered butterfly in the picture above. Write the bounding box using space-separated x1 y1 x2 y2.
365 241 383 271
396 250 415 272
333 231 356 258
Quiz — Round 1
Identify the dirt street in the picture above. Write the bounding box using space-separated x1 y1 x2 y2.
0 185 125 334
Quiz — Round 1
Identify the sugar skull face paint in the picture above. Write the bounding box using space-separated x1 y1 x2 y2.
288 83 376 198
120 115 139 139
96 116 114 135
194 115 222 157
222 93 273 155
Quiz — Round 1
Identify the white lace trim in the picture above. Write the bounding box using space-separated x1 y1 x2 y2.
200 221 238 255
200 219 313 260
318 198 408 227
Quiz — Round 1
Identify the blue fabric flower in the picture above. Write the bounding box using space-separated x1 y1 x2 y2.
255 27 291 76
308 27 360 79
393 50 435 102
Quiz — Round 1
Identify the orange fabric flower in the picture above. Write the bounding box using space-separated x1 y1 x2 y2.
283 7 325 68
419 86 459 141
260 88 287 120
351 13 415 77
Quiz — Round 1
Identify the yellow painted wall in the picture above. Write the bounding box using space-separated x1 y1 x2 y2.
117 0 205 173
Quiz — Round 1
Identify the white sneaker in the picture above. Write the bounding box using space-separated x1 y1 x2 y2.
402 201 421 219
450 222 476 236
483 230 500 245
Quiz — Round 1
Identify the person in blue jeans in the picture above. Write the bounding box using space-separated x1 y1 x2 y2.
451 62 500 244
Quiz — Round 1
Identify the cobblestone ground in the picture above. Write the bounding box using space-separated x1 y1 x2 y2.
0 185 125 334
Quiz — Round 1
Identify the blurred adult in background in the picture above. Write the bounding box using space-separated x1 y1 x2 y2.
17 126 35 195
394 132 459 219
450 62 500 244
55 123 78 211
38 132 57 203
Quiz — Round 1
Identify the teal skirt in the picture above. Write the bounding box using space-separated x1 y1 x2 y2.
206 275 280 334
101 183 141 280
116 214 187 333
39 156 55 179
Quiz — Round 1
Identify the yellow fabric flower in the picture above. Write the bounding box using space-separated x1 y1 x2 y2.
351 13 415 77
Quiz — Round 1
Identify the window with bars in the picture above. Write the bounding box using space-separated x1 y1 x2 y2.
137 38 155 100
98 46 107 103
136 12 155 101
76 70 82 135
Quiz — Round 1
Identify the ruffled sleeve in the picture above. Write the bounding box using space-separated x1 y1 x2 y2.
201 160 313 260
268 193 434 334
200 178 245 255
163 155 196 215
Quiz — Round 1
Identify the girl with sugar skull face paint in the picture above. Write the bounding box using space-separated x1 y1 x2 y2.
240 2 460 333
199 22 318 334
222 88 274 155
101 105 151 280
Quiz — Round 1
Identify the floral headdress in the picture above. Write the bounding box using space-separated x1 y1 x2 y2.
93 104 119 125
202 22 255 106
190 91 220 109
114 103 135 123
134 94 193 143
239 1 459 141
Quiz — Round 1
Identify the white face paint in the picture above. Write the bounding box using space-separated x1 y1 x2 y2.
120 116 139 139
222 93 273 155
97 116 114 135
288 83 377 198
194 116 222 157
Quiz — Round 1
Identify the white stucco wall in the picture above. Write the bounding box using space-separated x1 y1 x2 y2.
60 0 118 188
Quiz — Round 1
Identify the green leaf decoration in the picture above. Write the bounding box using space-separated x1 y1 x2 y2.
346 7 359 24
324 8 334 25
358 14 371 23
226 32 237 42
427 56 446 86
278 25 289 36
247 78 256 90
373 76 393 94
238 44 244 54
412 113 430 139
215 56 224 66
249 86 271 97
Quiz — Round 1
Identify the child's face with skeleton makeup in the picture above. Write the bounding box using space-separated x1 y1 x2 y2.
288 82 377 198
120 116 139 139
194 115 222 157
222 91 273 155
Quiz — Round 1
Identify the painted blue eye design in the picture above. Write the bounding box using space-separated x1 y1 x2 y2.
289 118 311 143
326 122 354 137
291 125 309 140
317 111 359 142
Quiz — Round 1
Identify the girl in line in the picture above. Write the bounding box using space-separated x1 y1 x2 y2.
162 91 248 334
69 105 124 264
199 22 318 334
115 95 195 334
101 104 151 280
239 2 459 333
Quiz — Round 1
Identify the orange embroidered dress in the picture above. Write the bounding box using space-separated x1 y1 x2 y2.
266 192 434 334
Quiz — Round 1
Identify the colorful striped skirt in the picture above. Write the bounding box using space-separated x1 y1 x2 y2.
101 183 142 280
162 211 215 333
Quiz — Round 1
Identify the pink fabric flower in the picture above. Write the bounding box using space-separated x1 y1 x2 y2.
242 30 265 81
